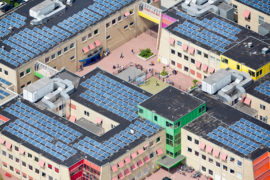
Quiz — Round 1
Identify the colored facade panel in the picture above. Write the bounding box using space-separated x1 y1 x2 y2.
161 14 177 28
253 152 270 180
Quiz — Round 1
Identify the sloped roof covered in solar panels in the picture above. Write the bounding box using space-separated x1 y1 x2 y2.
246 73 270 104
0 0 134 68
236 0 270 15
0 97 162 166
71 67 152 123
189 89 270 160
164 5 269 55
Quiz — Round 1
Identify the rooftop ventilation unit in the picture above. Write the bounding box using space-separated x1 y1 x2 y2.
248 42 253 48
262 47 269 55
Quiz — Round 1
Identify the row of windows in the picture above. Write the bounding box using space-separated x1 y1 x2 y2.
44 43 75 64
201 164 242 179
106 10 134 28
0 68 9 75
19 68 31 78
20 81 31 89
82 29 99 42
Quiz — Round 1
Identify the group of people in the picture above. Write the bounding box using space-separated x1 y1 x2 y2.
120 49 135 58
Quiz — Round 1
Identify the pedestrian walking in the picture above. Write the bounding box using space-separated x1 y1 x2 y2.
120 52 124 58
131 49 134 54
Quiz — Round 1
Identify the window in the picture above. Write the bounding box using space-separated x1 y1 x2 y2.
2 150 6 156
166 133 173 147
106 22 110 28
187 136 192 141
124 25 128 29
4 70 8 75
209 158 213 163
15 158 19 163
34 157 39 162
112 19 116 25
184 55 188 60
94 29 99 35
171 60 175 66
171 49 175 54
84 111 89 116
187 147 192 152
22 161 26 167
177 40 182 46
118 15 122 21
0 68 2 72
147 0 151 3
223 165 227 171
201 166 206 172
194 139 199 144
48 164 52 169
237 64 240 70
130 9 134 15
174 121 180 128
88 32 92 38
23 173 27 178
82 36 87 42
259 16 264 25
57 50 62 56
55 168 59 173
177 52 182 57
230 157 235 162
154 115 157 121
49 176 53 180
64 46 68 52
10 166 14 171
130 22 134 26
26 68 31 74
174 133 181 146
139 108 143 113
35 168 39 174
191 58 195 64
237 160 242 166
28 153 32 158
70 56 75 60
106 35 111 40
51 54 56 60
20 71 25 78
70 43 75 49
209 169 213 175
248 70 255 77
184 66 189 72
9 154 13 160
166 121 173 128
29 165 33 170
156 137 160 143
222 58 228 64
216 161 220 167
202 154 206 160
2 162 7 167
16 169 20 175
45 57 50 63
195 151 199 156
42 172 46 177
150 152 154 158
204 53 208 58
230 169 235 174
197 50 202 55
21 85 25 89
260 104 266 110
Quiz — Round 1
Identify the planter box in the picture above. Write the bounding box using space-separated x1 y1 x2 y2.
137 53 155 61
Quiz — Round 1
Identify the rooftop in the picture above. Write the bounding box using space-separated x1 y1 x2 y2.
246 73 270 104
164 5 269 55
188 89 270 160
0 0 134 68
139 86 204 122
222 37 270 70
236 0 270 15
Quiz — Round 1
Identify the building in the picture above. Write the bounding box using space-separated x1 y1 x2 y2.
182 89 270 180
138 86 206 170
157 1 270 82
245 73 270 125
0 0 160 94
0 67 165 180
230 0 270 33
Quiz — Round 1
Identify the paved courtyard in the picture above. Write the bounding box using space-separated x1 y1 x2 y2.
76 32 195 92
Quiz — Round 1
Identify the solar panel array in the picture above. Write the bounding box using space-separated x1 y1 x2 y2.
0 89 9 100
1 0 133 67
80 72 149 121
3 101 82 161
207 118 270 156
0 77 11 86
73 119 160 161
238 0 270 15
173 11 242 53
254 80 270 97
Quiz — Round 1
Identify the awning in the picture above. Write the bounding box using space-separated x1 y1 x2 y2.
125 156 131 164
182 44 188 51
202 64 208 72
112 177 117 180
96 117 102 124
137 148 144 155
143 156 150 163
206 145 213 153
137 160 144 167
124 168 131 176
244 97 251 106
118 172 125 180
112 165 118 172
199 141 206 150
19 148 25 155
131 152 137 159
118 160 124 168
209 67 215 74
195 61 201 69
220 153 227 161
82 46 89 54
0 138 5 144
144 143 149 149
69 115 76 123
39 160 45 167
95 40 101 47
89 43 95 50
169 38 175 45
154 0 159 2
213 149 220 158
189 47 195 54
124 12 130 17
157 148 163 155
244 10 250 19
131 164 138 171
5 142 11 150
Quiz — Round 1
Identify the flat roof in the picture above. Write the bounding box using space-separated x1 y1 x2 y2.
0 96 162 167
164 5 269 56
0 0 134 68
139 86 204 122
222 37 270 70
235 0 270 15
246 73 270 104
187 89 270 160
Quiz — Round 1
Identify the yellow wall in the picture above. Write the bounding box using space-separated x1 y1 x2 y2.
220 55 270 80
